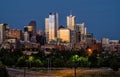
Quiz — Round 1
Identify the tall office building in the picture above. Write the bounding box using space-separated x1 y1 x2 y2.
76 23 87 42
67 14 76 31
45 13 59 43
29 20 36 35
86 33 93 47
0 24 9 44
24 26 33 35
45 18 49 43
29 20 37 42
78 23 86 35
37 30 44 36
24 32 29 42
67 14 76 47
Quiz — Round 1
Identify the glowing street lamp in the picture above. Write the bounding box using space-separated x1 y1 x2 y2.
87 48 92 56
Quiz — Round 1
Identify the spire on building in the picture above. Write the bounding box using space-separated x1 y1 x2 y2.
70 10 73 16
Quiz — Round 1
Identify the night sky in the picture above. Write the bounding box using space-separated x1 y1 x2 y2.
0 0 120 40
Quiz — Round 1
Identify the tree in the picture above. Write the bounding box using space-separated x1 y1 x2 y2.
16 56 26 67
71 55 80 77
1 54 15 66
0 61 4 67
26 56 43 67
71 55 91 77
27 56 34 68
88 54 98 68
78 56 90 67
34 59 43 67
110 57 119 71
110 52 120 71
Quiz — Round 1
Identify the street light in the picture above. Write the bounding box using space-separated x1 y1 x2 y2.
23 51 27 77
44 49 51 76
72 55 79 77
47 57 51 76
23 50 33 77
74 61 77 77
87 48 92 56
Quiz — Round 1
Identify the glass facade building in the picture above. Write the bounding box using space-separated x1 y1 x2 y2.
45 13 58 43
0 24 9 44
58 28 71 43
67 15 76 31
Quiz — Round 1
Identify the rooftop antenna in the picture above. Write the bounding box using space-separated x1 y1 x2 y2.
70 10 72 16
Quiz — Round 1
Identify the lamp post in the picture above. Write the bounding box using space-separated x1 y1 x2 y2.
23 51 27 77
47 57 51 76
87 48 92 56
23 67 26 77
72 55 79 77
23 50 33 77
44 49 51 76
74 61 77 77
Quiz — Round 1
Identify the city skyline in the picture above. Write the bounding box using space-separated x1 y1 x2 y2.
0 0 120 40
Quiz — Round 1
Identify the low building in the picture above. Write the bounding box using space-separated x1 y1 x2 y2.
92 43 102 51
8 29 22 40
86 33 93 47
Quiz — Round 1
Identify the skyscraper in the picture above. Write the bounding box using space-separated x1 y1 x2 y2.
29 20 37 42
24 26 33 42
45 13 59 43
76 23 87 42
67 14 76 47
86 33 93 47
0 23 9 44
29 20 36 34
24 32 29 42
67 14 76 31
45 18 49 43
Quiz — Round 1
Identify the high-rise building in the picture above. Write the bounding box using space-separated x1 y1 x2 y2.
58 28 71 43
0 23 9 44
24 32 29 42
29 20 37 42
76 23 87 42
76 23 86 35
24 26 33 32
45 13 59 43
45 18 49 43
67 14 76 31
37 30 44 36
67 14 76 47
55 13 59 34
24 26 33 40
29 20 36 35
86 33 93 47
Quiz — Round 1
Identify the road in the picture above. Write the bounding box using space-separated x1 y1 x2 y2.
7 67 114 77
7 68 61 77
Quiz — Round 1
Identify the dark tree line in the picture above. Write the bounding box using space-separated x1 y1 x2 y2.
0 48 120 71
